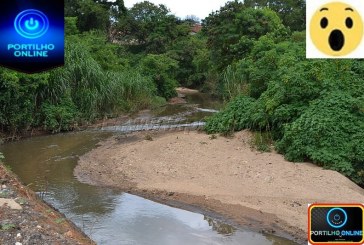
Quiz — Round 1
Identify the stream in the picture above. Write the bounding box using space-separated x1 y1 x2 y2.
0 93 300 245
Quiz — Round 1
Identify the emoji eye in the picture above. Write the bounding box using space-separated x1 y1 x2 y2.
346 17 353 28
320 17 328 28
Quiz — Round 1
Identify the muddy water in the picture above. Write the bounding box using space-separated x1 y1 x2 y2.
0 93 300 245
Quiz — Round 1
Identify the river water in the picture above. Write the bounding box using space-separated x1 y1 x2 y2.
0 93 300 245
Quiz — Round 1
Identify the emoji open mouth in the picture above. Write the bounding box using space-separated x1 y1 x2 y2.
329 29 345 51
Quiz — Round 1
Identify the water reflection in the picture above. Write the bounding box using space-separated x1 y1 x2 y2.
149 92 221 121
84 193 299 245
205 217 237 235
185 93 223 110
0 92 299 245
0 131 299 245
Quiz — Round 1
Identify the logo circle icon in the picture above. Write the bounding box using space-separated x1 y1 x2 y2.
14 9 49 39
326 208 348 228
310 2 363 56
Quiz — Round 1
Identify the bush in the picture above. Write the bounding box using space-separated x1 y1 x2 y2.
41 98 78 133
105 71 157 112
0 69 49 133
205 32 364 185
276 92 364 183
49 42 157 120
50 42 109 121
140 54 179 99
204 95 255 134
0 39 159 134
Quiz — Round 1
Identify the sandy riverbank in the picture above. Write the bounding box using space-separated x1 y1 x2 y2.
75 130 364 244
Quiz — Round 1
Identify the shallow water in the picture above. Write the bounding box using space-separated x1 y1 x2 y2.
0 93 300 245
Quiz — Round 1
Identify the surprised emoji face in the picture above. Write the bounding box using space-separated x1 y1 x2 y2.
310 2 363 56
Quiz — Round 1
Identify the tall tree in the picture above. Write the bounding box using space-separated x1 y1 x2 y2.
65 0 80 17
203 1 287 71
64 0 128 33
243 0 306 31
115 1 189 53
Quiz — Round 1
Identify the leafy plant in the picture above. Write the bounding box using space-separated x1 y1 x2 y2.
276 92 364 183
55 218 66 224
41 98 77 133
205 31 364 184
139 54 178 99
205 95 255 135
1 223 16 231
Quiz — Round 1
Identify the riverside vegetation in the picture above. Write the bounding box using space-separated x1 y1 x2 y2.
1 0 363 186
203 1 364 185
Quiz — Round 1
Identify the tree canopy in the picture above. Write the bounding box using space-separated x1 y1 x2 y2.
203 1 287 71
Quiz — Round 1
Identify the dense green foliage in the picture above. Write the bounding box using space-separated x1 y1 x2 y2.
0 71 49 133
203 2 287 72
1 0 363 186
243 0 305 31
204 2 364 184
139 54 178 99
116 1 190 54
0 0 204 134
0 39 157 134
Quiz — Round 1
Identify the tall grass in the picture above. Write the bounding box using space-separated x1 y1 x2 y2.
1 41 160 134
221 65 249 101
105 70 157 112
40 42 158 129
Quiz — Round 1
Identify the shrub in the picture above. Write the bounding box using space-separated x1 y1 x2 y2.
276 92 364 183
204 95 255 134
140 54 179 99
41 98 78 133
204 32 364 185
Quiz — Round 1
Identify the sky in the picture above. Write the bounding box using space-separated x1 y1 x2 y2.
124 0 231 20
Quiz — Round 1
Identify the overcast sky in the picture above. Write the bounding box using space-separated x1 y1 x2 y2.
124 0 231 20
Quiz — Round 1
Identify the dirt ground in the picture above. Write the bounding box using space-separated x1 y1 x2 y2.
0 163 94 245
75 130 364 244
